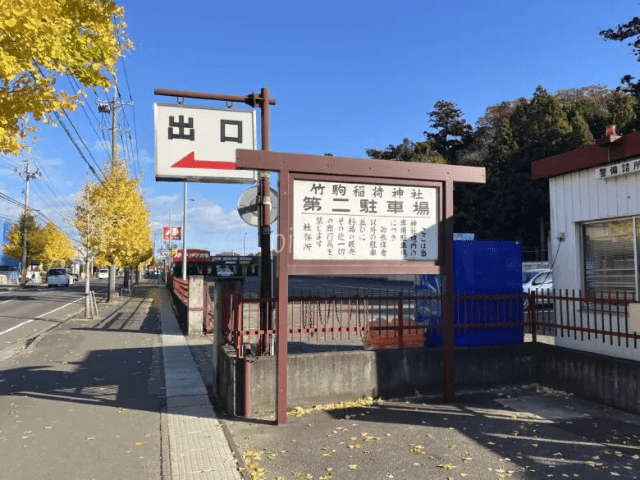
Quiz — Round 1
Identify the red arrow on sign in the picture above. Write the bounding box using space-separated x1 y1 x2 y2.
171 152 236 170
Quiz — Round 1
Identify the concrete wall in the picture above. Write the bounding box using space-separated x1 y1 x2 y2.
220 344 537 416
536 343 640 414
218 343 640 416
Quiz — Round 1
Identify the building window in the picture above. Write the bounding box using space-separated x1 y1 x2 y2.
583 218 637 299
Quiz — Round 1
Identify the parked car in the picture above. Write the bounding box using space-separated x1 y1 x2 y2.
47 268 73 287
522 268 553 305
217 267 233 277
96 268 109 279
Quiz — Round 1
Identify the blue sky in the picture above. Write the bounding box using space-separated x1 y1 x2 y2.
2 0 640 258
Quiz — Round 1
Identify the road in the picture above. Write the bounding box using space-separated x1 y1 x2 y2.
0 281 107 362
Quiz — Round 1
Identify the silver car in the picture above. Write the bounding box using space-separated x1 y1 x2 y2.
522 268 552 305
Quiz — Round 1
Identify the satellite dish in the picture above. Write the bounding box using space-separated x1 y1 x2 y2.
237 186 279 226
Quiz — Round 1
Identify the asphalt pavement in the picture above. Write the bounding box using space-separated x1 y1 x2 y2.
1 279 640 479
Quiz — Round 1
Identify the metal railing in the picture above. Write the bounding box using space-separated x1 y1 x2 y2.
171 276 189 304
222 289 640 357
528 289 639 348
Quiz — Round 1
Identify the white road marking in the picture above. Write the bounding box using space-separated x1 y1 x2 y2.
0 295 84 337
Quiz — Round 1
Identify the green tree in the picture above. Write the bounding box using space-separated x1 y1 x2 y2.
74 161 152 300
0 0 132 155
600 16 640 60
600 15 640 130
606 90 637 131
366 138 446 164
424 100 473 162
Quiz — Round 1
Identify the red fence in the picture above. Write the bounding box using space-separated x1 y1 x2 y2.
168 275 213 333
222 289 640 357
529 289 639 348
171 276 189 303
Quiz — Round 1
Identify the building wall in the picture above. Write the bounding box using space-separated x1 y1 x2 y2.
1 221 19 267
548 166 640 360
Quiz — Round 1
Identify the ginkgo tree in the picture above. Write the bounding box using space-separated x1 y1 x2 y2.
3 214 76 272
75 160 152 301
38 221 76 270
2 212 44 267
0 0 132 154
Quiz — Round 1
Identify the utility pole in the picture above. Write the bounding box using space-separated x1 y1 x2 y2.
182 182 187 281
15 159 40 287
98 79 133 300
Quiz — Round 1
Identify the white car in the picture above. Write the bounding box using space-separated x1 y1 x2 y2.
522 268 553 305
217 267 233 277
96 268 109 279
47 268 73 287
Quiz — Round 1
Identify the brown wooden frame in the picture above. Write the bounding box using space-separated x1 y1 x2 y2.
236 149 485 424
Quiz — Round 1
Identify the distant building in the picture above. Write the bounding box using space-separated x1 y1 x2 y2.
0 221 19 268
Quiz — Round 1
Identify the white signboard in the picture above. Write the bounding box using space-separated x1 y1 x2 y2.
595 157 640 180
292 180 439 261
154 103 257 183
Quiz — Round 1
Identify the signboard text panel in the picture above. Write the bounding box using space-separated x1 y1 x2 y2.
292 180 438 261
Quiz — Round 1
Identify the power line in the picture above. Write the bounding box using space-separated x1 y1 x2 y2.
32 158 76 213
65 74 111 158
0 214 18 224
118 58 142 176
0 191 27 209
50 109 104 183
31 65 104 183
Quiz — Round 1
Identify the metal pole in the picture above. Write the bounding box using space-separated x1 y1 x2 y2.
111 96 117 168
182 182 188 280
20 160 30 287
107 92 118 300
168 206 172 282
258 87 272 357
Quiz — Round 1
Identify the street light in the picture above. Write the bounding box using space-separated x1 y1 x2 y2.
243 232 247 256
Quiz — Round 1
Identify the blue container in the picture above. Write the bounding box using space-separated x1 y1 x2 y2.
417 241 523 347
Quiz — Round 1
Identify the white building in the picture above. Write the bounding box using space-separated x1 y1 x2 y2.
532 128 640 360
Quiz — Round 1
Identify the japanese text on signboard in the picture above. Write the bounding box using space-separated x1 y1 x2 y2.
596 157 640 180
292 180 438 261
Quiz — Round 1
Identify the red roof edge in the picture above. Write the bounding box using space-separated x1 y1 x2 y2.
531 131 640 180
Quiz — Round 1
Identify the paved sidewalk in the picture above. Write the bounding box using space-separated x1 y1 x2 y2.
160 288 241 479
0 281 243 480
224 386 640 480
